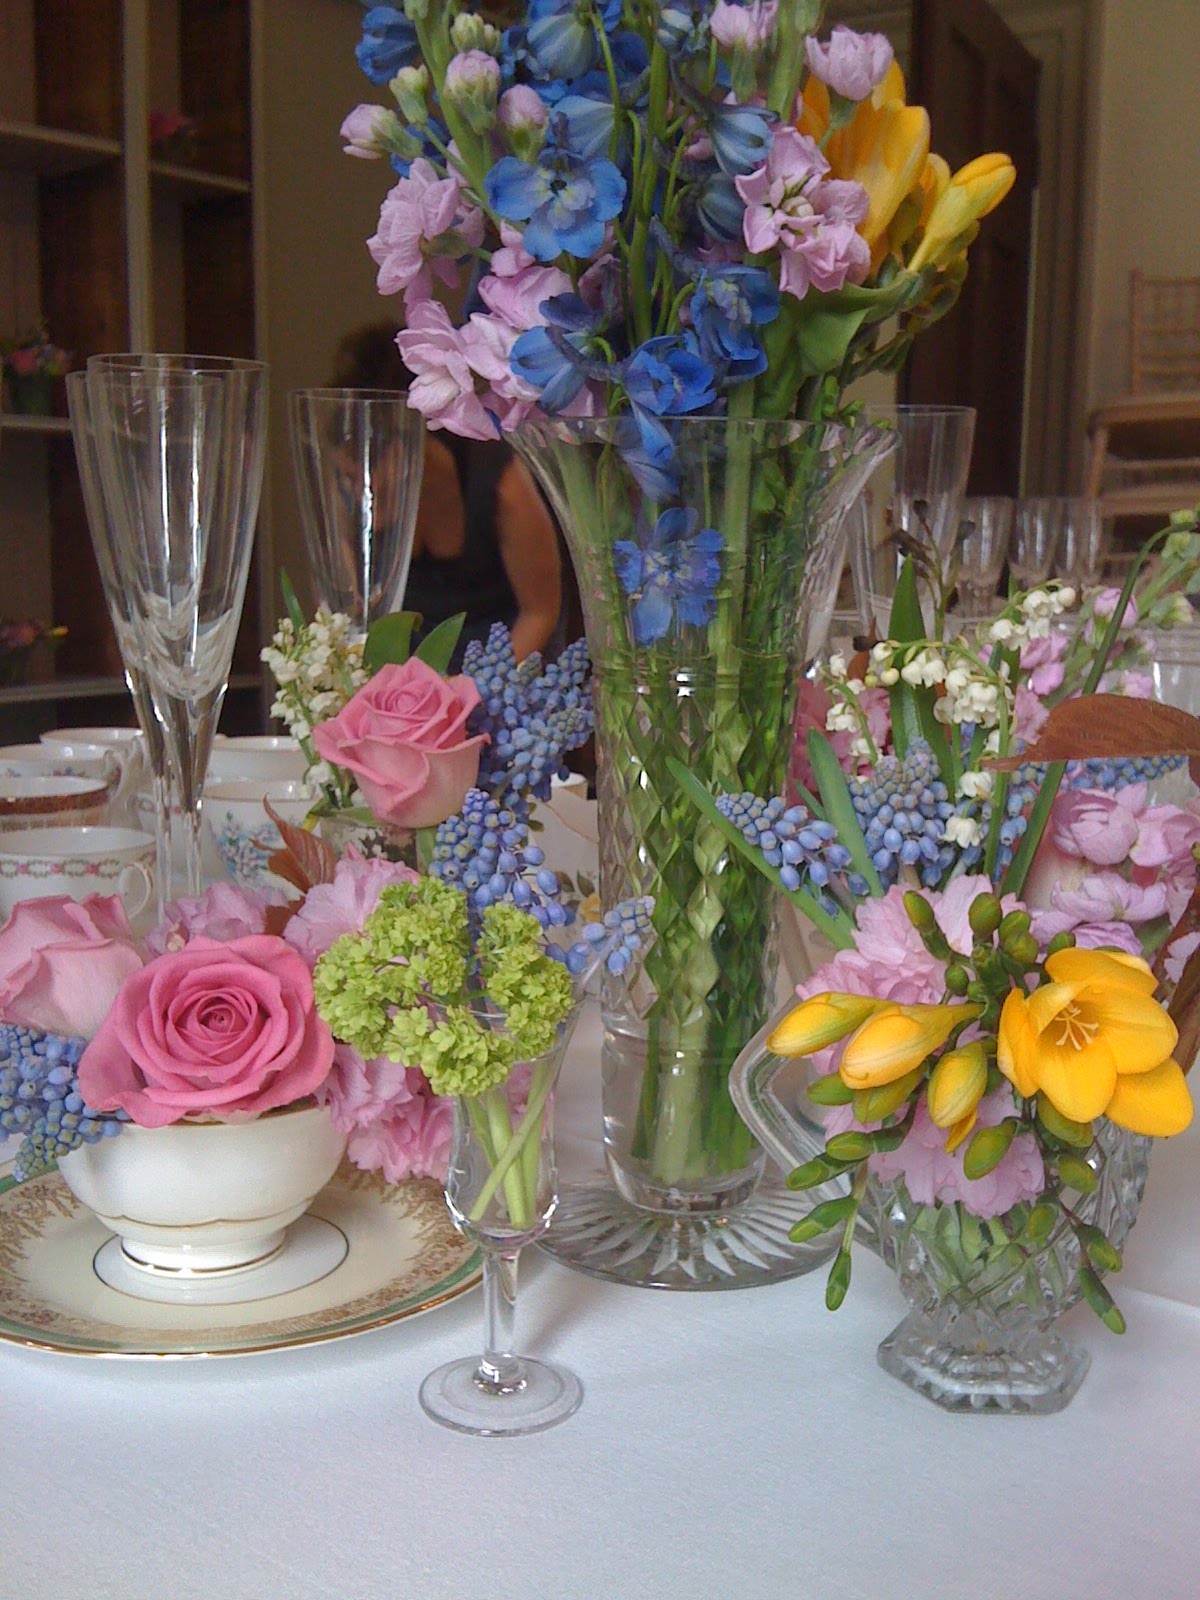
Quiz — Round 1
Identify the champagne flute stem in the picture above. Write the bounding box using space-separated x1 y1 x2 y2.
151 769 173 923
478 1249 522 1393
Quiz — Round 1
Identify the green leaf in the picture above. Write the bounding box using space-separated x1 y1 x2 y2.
364 611 419 673
883 561 955 775
414 612 466 674
666 757 856 949
888 558 925 642
794 305 870 379
805 730 884 896
280 569 306 633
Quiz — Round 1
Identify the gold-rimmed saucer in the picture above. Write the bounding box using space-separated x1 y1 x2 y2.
0 1163 479 1358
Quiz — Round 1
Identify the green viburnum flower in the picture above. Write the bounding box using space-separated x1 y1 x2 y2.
312 880 575 1098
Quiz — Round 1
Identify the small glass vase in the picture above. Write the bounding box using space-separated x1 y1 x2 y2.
874 1122 1151 1415
514 416 895 1290
314 808 416 868
419 1006 582 1437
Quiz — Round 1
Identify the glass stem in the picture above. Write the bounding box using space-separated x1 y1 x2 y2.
477 1249 523 1394
151 768 173 923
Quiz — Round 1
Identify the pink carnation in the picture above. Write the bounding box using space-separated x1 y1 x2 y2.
367 158 483 305
871 1090 1045 1219
285 848 418 966
328 1046 453 1183
147 882 290 956
735 128 869 302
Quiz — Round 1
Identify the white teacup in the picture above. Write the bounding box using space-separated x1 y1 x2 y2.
205 780 314 891
41 726 146 810
0 741 118 783
0 774 117 833
0 826 155 920
208 736 307 784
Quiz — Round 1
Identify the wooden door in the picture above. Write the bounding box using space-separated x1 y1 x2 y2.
904 0 1040 495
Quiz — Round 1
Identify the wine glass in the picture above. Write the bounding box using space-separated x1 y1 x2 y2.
289 388 425 635
420 1003 583 1438
1056 498 1109 589
851 405 976 635
1012 497 1064 588
85 354 267 904
66 372 174 907
956 496 1013 619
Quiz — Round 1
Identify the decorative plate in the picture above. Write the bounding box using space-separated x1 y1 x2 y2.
0 1163 480 1358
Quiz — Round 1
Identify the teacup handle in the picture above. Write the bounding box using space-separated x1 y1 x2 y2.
116 862 154 920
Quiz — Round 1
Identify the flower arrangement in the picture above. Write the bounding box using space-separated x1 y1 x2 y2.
0 618 67 686
2 329 71 414
686 516 1200 1357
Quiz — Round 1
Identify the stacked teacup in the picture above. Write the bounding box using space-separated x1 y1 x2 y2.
205 736 313 892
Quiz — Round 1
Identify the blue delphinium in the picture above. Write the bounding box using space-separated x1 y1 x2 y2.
613 508 723 646
690 264 780 380
486 144 626 261
622 333 716 418
355 5 418 84
526 0 623 81
656 0 713 54
709 103 774 177
715 794 866 905
691 169 745 243
510 293 602 412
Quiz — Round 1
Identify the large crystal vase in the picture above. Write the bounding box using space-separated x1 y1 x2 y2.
515 417 894 1288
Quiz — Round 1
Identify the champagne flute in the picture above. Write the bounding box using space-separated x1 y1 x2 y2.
86 354 267 903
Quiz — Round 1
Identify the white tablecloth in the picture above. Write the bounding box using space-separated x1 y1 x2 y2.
4 1005 1200 1600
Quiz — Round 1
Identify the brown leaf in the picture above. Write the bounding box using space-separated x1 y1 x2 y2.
987 695 1200 774
1169 945 1200 1081
263 901 300 937
264 798 338 895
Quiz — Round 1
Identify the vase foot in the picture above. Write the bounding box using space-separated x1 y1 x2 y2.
92 1214 348 1307
876 1311 1091 1414
419 1356 583 1437
539 1176 837 1290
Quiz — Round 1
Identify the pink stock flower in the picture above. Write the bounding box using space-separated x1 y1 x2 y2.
0 895 144 1039
285 848 419 966
711 0 778 50
1020 631 1067 697
498 85 548 135
1031 870 1170 938
736 129 869 301
322 1045 452 1182
395 300 497 439
477 260 572 329
367 158 483 305
1092 587 1139 629
312 657 488 829
79 936 334 1127
1130 802 1200 871
1050 786 1144 866
804 24 894 102
1104 668 1154 699
871 1090 1045 1219
1013 683 1050 743
340 103 393 159
147 882 290 956
1165 931 1200 988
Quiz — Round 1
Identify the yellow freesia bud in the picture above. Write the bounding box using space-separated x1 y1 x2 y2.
917 153 950 227
768 992 886 1057
998 948 1185 1132
839 1002 983 1090
909 152 1016 271
927 1041 988 1130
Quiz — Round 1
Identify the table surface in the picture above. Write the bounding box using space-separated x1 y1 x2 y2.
4 1003 1200 1600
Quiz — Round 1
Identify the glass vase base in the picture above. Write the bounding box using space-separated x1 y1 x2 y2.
876 1312 1091 1414
419 1355 582 1437
539 1176 837 1291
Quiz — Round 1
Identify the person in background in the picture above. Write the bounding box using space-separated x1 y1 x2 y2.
332 324 562 663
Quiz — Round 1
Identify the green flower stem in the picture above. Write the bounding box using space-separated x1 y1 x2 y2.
468 1057 556 1225
483 1085 532 1231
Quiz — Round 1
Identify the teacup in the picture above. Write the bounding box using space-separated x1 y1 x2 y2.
41 726 146 810
0 741 118 783
0 826 155 920
0 775 117 833
204 780 314 891
208 736 307 784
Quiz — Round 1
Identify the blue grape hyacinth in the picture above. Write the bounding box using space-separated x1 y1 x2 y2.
848 741 957 888
430 788 574 930
716 792 866 905
0 1023 127 1181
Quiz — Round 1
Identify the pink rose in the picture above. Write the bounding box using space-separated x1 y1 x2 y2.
285 848 418 966
78 935 334 1128
0 895 144 1038
312 658 488 829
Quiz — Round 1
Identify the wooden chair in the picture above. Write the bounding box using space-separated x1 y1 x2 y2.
1085 272 1200 519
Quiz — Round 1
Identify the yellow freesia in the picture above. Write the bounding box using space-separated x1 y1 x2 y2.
799 65 930 260
839 1002 982 1090
997 949 1191 1136
909 152 1016 272
767 992 885 1057
927 1041 988 1130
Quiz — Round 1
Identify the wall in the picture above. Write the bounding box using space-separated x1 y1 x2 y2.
257 0 395 615
1084 0 1200 409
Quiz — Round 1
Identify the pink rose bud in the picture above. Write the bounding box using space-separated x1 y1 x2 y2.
711 0 779 50
340 102 399 159
312 658 488 830
79 936 335 1127
805 23 894 102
